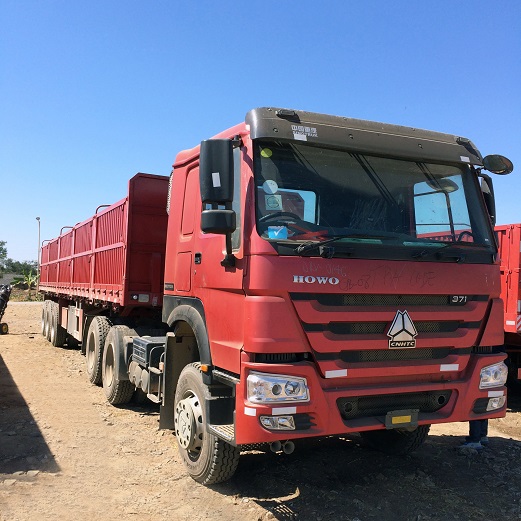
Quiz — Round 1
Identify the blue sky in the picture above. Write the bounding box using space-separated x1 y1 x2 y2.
1 0 520 261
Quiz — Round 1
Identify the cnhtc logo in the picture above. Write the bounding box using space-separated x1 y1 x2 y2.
387 310 418 349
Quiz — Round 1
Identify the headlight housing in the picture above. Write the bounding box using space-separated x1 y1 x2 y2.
479 362 508 389
247 371 309 404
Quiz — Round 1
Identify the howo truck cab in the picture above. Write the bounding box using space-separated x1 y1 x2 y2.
162 108 512 482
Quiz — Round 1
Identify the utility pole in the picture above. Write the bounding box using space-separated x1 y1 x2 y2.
36 217 40 274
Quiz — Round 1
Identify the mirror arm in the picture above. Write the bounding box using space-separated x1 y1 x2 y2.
478 172 496 226
221 233 236 268
220 201 236 268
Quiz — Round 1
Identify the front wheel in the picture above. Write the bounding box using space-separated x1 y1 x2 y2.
360 424 431 456
174 363 240 485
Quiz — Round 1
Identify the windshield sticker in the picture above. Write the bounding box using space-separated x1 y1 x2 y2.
262 179 279 194
265 194 282 210
260 148 273 158
292 125 318 141
268 226 288 239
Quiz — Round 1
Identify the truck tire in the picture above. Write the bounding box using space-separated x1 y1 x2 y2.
85 316 112 385
174 363 240 485
360 424 431 456
102 326 135 405
49 302 66 347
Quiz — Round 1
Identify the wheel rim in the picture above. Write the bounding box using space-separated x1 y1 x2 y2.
104 343 115 387
86 332 96 373
43 307 50 338
174 392 204 458
41 307 46 335
50 313 56 342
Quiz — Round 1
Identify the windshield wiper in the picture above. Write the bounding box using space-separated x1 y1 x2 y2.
295 232 402 257
295 236 347 257
412 241 491 262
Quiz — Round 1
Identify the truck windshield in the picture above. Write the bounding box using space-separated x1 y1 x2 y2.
254 140 495 261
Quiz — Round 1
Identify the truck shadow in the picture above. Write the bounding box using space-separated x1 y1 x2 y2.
0 354 60 475
214 432 521 521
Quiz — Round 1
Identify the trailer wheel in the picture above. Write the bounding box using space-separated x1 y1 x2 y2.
49 302 66 347
85 316 112 385
360 424 431 456
102 326 135 405
0 323 8 335
174 363 240 485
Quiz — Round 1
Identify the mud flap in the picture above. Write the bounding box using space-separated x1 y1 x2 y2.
159 333 176 429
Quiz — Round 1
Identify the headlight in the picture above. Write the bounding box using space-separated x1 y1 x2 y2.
247 371 309 404
479 362 508 389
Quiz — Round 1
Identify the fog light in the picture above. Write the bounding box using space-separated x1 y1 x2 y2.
486 396 506 411
260 415 296 431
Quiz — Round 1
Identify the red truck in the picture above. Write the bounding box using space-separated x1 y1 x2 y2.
39 107 513 484
495 224 521 385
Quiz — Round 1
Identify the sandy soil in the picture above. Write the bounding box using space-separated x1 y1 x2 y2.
1 302 520 521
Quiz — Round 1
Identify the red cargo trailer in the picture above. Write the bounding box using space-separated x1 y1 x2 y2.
39 173 169 344
39 108 513 485
496 223 521 383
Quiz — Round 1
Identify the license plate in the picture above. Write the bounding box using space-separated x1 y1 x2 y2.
385 409 419 429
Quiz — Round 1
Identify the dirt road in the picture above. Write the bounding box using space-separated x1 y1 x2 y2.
1 303 520 521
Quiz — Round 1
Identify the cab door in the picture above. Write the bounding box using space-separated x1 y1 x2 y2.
192 146 246 374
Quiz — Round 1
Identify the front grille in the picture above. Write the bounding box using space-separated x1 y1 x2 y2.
304 321 480 335
339 347 452 363
291 293 487 307
314 347 471 363
337 391 452 421
253 353 305 364
472 346 494 354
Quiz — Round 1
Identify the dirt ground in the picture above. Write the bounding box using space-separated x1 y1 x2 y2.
1 303 520 521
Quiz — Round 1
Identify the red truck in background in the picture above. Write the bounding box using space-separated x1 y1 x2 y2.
39 107 514 485
495 224 521 385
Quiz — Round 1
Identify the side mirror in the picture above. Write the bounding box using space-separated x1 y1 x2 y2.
480 173 496 226
199 138 237 268
483 154 514 175
201 210 236 234
199 139 234 203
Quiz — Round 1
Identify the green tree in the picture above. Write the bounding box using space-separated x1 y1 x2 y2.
4 259 37 273
0 241 7 275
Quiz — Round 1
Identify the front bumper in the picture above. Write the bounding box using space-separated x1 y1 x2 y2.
233 352 507 445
